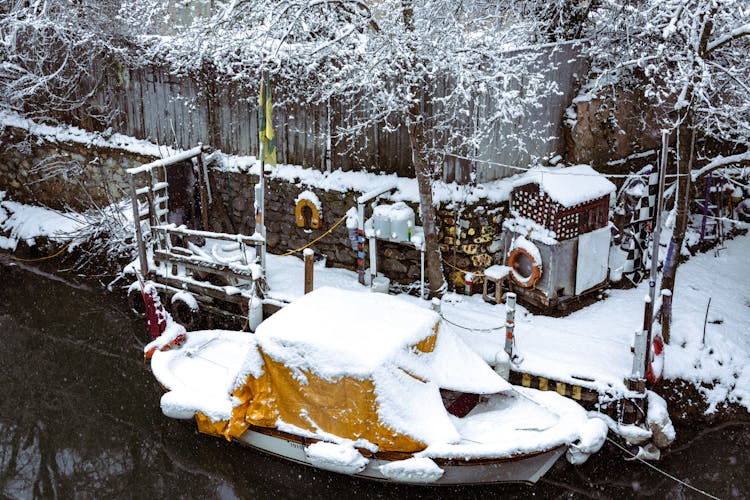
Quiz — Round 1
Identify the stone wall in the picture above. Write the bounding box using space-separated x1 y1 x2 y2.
565 88 662 172
0 125 151 210
0 127 511 292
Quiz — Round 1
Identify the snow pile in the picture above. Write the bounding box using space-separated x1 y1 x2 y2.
503 214 558 245
0 197 85 251
304 441 369 475
151 330 262 421
662 235 750 413
294 190 322 213
514 164 615 207
566 417 608 465
379 457 444 483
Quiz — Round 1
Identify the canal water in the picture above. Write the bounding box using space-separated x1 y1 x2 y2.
0 260 747 499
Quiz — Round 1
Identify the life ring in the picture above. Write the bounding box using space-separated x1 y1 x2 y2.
646 332 664 384
507 244 542 288
295 199 321 229
171 295 201 331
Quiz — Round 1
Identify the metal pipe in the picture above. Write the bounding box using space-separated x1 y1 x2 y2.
504 292 517 357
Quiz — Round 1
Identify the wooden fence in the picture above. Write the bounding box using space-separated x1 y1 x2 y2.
76 43 585 184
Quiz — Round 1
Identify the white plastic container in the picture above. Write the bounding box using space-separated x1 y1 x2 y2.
388 202 415 242
371 276 390 293
372 205 391 239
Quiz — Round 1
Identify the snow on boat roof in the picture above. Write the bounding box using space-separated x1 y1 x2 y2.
255 287 440 379
513 165 615 208
255 286 509 394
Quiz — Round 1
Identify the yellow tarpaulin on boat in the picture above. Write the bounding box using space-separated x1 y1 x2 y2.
196 331 438 453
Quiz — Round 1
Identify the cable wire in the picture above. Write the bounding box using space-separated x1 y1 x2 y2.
605 437 720 500
11 241 73 262
278 214 348 257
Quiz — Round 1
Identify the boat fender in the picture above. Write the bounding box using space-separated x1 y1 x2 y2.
142 283 167 339
171 293 201 331
507 239 542 288
645 332 664 384
566 418 608 465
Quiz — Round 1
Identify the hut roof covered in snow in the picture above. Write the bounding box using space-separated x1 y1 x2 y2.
513 165 615 207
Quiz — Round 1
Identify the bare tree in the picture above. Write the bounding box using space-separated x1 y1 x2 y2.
127 0 573 295
0 0 127 123
583 0 750 335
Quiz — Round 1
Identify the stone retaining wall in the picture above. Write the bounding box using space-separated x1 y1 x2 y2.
0 127 510 291
0 125 152 211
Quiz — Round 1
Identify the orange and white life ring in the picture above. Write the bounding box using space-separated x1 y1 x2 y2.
507 241 542 288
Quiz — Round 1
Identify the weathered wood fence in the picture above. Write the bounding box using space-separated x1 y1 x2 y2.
75 43 585 184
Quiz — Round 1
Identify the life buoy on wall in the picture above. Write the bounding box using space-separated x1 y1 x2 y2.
295 199 321 229
507 240 543 288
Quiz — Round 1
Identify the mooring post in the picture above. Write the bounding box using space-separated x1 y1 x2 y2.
505 292 516 357
464 272 474 296
304 248 314 294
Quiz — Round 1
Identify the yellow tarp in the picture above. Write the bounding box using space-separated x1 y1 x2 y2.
196 330 438 453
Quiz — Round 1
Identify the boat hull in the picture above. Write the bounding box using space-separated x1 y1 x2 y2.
236 426 566 485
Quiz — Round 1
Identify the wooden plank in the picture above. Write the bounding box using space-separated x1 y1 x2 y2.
153 250 254 280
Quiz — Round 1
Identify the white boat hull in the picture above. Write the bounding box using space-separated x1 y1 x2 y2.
236 427 567 485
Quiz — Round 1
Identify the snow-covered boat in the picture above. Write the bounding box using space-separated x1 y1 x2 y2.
146 286 607 485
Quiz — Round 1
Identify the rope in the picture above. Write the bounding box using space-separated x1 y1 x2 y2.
444 153 692 179
442 258 484 277
11 241 73 262
605 437 720 499
440 313 505 333
278 214 348 257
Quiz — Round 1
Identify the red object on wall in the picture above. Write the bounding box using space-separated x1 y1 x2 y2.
142 285 167 340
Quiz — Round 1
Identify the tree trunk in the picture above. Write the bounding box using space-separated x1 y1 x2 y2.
401 0 445 297
660 114 694 343
407 119 445 297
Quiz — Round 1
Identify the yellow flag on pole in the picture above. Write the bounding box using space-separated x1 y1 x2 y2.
258 75 276 166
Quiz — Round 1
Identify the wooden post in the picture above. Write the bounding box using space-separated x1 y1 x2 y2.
661 289 672 344
129 174 148 277
194 145 210 231
304 249 314 294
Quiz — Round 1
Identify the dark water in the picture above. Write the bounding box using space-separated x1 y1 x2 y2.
0 260 747 499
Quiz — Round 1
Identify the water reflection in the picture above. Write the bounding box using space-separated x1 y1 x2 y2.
0 261 747 499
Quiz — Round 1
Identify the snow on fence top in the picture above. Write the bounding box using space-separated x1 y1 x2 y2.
0 110 526 206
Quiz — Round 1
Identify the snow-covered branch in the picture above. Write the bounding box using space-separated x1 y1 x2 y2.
691 151 750 181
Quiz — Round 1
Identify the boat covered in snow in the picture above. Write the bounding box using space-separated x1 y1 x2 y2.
146 286 607 484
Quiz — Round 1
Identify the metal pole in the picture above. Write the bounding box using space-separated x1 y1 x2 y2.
357 202 365 285
644 132 669 364
259 71 268 273
504 292 516 357
420 243 425 300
